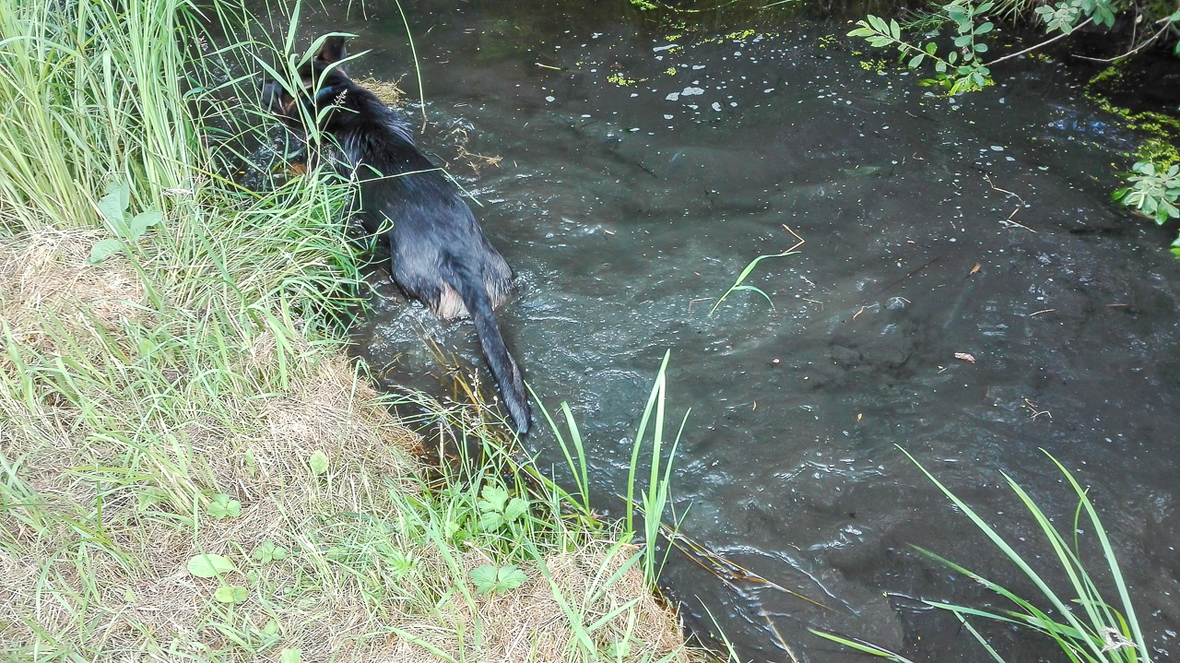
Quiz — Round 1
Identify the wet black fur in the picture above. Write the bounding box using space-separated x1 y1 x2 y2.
263 37 530 434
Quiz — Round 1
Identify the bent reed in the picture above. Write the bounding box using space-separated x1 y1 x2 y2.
0 0 699 660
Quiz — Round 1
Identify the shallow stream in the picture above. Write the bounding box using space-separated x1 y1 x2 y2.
298 1 1180 659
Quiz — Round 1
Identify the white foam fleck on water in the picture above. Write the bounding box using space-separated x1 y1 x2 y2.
545 96 555 102
665 92 680 101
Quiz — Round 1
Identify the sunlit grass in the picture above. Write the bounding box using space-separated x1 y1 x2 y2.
0 0 702 659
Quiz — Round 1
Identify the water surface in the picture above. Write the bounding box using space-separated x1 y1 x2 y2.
302 2 1180 659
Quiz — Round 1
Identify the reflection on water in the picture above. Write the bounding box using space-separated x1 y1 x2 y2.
311 1 1180 660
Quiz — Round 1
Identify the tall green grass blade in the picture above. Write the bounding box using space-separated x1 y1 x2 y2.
897 447 1100 649
808 629 918 661
1045 451 1150 660
954 613 1011 663
626 350 670 535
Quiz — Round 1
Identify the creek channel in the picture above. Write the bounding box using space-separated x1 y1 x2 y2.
291 1 1180 659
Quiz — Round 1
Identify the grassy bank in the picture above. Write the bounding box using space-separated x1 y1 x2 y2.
0 0 699 660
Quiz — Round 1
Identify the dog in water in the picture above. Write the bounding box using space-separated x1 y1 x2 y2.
263 36 530 434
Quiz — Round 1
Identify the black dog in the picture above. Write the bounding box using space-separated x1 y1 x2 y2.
263 37 530 434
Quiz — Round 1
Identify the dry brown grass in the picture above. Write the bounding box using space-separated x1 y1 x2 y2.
0 229 146 356
357 76 404 106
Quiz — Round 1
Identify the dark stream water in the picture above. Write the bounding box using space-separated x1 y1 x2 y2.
292 1 1180 659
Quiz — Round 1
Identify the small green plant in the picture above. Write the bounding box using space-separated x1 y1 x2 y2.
849 0 1120 94
207 493 241 519
814 448 1151 662
308 450 329 475
849 4 994 94
213 585 248 604
88 180 164 264
470 564 527 594
477 484 529 531
1113 160 1180 226
252 540 288 564
1034 0 1116 33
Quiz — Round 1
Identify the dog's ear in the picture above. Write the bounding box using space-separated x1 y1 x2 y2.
316 36 348 67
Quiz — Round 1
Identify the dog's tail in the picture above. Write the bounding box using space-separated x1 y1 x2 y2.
448 261 530 435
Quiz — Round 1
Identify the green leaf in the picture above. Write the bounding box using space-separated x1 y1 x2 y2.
127 210 163 240
479 485 509 513
479 511 506 531
889 18 901 39
503 497 528 523
470 565 498 593
279 649 302 663
953 34 973 47
497 565 527 590
975 21 994 34
308 450 329 475
264 619 280 636
88 238 124 265
213 585 248 603
97 180 130 228
974 42 989 52
187 553 236 578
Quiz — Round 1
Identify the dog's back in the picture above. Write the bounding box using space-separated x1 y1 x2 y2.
264 37 530 434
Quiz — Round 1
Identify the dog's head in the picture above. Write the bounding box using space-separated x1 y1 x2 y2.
263 36 358 132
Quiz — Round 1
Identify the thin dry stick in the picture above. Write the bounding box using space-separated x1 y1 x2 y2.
1073 15 1174 63
988 18 1094 66
985 174 1037 233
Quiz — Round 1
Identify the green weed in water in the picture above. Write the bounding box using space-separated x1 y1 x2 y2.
814 448 1152 663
